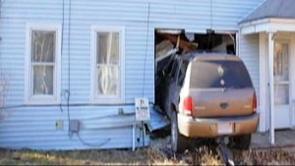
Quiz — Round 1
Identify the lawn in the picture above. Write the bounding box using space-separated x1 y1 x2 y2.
0 137 294 165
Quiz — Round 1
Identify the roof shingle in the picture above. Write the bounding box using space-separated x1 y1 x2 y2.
241 0 295 23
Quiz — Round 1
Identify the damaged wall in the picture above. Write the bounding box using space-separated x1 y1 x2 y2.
0 0 264 150
148 0 265 32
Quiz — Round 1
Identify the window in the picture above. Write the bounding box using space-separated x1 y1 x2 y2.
190 60 252 89
91 27 125 103
25 24 61 104
274 42 289 105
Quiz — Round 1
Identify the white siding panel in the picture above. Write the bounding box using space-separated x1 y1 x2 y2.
239 34 260 97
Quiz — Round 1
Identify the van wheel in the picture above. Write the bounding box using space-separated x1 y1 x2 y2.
229 134 251 150
171 111 187 153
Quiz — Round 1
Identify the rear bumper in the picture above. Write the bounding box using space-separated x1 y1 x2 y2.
177 113 259 138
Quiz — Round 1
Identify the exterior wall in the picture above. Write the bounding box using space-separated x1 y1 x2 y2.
239 34 260 97
239 34 262 131
0 106 146 150
0 0 264 150
257 33 295 132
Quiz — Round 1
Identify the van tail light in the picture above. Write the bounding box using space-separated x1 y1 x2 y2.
183 96 194 115
252 93 257 112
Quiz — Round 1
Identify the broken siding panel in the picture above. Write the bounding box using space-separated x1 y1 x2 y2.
0 105 149 150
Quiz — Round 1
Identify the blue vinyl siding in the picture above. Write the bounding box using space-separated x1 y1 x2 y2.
0 0 264 150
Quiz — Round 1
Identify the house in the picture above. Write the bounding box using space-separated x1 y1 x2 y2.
0 0 293 150
240 0 295 144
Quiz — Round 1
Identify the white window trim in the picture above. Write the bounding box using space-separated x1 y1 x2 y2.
24 23 62 105
90 26 125 104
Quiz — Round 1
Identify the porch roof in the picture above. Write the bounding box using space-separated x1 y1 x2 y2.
239 0 295 35
241 0 295 24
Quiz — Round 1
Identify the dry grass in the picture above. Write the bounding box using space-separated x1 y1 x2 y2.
233 148 295 165
0 137 294 165
0 148 221 165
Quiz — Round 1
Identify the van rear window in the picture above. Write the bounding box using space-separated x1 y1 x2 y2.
190 60 253 88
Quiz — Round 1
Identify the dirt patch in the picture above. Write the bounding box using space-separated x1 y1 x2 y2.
0 137 294 165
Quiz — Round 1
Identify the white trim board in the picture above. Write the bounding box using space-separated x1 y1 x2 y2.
258 33 295 133
259 33 268 132
240 18 295 35
90 26 126 104
24 23 62 105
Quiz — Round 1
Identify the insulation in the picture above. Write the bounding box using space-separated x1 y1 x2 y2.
156 40 174 61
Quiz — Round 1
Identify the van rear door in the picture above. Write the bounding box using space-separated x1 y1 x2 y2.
189 57 255 118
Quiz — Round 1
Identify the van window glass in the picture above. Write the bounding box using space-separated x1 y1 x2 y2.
190 60 252 88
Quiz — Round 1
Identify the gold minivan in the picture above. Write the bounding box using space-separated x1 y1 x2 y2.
164 54 259 153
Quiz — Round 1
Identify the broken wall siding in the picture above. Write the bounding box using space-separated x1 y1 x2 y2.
0 0 264 150
0 106 149 150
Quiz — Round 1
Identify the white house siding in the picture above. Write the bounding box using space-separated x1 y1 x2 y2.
239 34 262 130
239 34 260 96
0 0 264 150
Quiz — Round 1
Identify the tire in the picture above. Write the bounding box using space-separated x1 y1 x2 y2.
229 134 251 150
171 111 187 153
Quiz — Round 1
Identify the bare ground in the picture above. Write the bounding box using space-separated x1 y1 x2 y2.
0 137 294 165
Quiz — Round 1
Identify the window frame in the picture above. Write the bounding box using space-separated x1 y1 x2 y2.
25 23 61 105
90 26 125 104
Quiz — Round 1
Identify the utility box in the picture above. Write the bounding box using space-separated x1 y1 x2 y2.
69 120 80 134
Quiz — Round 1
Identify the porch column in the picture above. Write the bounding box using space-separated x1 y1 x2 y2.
268 32 275 145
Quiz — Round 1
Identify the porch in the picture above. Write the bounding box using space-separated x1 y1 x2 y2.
252 130 295 150
240 0 295 145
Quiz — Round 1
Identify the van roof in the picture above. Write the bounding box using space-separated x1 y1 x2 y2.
191 53 241 62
